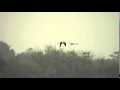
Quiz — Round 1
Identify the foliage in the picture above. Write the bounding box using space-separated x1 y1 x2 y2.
0 41 119 78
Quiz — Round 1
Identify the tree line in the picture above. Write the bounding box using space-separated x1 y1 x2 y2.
0 41 119 78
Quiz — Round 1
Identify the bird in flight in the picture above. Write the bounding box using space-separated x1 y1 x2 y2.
68 42 78 47
57 41 66 47
56 42 78 47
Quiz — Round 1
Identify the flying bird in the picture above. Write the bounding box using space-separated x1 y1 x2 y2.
68 42 78 47
57 41 66 47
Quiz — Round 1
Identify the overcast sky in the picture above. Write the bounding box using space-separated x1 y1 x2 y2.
0 12 119 58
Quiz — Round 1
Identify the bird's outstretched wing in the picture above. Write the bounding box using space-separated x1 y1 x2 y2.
60 42 62 47
63 42 66 47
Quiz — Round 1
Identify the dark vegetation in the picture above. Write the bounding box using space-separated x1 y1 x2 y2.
0 41 119 78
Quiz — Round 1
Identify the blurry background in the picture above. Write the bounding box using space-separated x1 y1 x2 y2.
0 12 119 78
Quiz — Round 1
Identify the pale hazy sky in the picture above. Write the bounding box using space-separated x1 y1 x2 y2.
0 12 119 58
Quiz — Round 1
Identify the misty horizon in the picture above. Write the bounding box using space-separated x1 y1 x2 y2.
0 12 119 58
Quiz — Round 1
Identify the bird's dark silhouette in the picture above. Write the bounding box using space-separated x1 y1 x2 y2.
57 42 78 47
58 41 66 47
